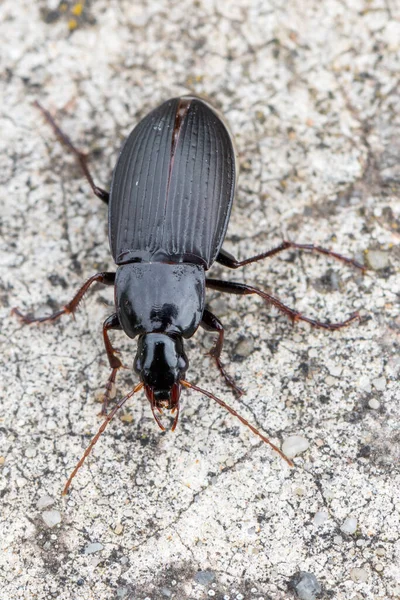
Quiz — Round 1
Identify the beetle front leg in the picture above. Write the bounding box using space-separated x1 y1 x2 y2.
201 308 244 396
35 101 109 204
217 242 365 271
13 272 116 324
101 313 125 415
206 279 360 330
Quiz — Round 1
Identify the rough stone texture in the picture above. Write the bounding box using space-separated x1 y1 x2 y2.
1 1 399 599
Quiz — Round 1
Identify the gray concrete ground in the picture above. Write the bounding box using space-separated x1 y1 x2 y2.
1 1 399 599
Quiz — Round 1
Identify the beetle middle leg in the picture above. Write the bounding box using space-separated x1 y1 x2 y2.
201 309 244 396
13 272 116 324
35 101 109 204
217 242 365 271
206 279 359 330
101 313 125 415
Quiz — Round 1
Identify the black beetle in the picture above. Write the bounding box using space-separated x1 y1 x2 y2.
14 96 364 493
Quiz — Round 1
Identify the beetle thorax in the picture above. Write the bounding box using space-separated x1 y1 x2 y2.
115 262 205 338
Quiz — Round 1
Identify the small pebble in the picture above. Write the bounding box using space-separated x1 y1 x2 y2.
368 398 380 410
350 567 368 582
234 337 254 358
366 249 390 270
37 495 54 509
84 542 104 554
161 587 172 597
328 364 342 377
120 413 134 423
290 571 322 600
376 547 385 557
358 375 371 393
42 510 61 528
313 510 329 526
113 523 124 535
25 447 37 458
340 517 358 535
333 535 342 545
194 570 215 585
375 563 384 572
372 377 386 391
282 435 309 458
0 456 4 465
90 557 102 568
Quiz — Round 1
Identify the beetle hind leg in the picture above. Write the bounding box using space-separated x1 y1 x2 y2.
201 308 244 396
35 101 109 204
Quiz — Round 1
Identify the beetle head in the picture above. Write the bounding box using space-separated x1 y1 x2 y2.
134 333 188 429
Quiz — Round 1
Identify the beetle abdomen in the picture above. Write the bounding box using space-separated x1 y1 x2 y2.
109 96 236 268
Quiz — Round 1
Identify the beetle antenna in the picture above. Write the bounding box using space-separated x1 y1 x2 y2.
62 382 144 496
180 380 294 467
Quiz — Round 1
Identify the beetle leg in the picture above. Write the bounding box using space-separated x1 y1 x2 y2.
12 272 116 324
217 242 365 271
201 308 244 396
34 101 109 204
101 313 124 416
206 279 360 330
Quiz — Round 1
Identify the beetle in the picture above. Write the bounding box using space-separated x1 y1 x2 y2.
14 96 364 493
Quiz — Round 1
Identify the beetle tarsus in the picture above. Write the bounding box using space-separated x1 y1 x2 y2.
12 306 67 324
201 308 244 395
14 272 116 326
101 313 124 414
209 353 245 396
100 367 119 416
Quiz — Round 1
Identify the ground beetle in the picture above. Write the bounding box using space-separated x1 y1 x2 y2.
14 96 364 493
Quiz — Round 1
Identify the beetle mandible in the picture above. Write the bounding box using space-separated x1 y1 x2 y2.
14 97 364 493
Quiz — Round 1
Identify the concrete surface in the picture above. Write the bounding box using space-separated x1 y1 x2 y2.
1 1 399 599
